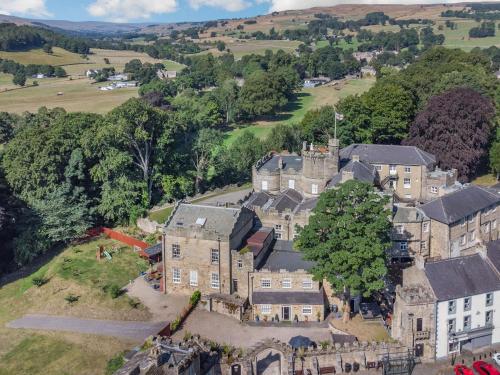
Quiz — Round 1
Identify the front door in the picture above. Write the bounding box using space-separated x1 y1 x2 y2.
282 306 291 321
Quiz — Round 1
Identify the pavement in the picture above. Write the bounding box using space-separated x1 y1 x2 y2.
6 314 166 342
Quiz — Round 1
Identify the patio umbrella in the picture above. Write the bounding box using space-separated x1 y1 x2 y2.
289 335 315 349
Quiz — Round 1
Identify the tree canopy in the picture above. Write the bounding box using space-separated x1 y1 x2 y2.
296 180 391 297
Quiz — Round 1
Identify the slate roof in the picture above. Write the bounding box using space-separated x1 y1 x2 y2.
425 254 500 301
268 189 303 212
261 240 315 272
257 155 303 172
340 144 436 166
328 159 377 187
245 191 272 208
144 243 162 257
165 203 250 237
420 185 500 224
393 206 428 223
252 289 325 305
487 240 500 274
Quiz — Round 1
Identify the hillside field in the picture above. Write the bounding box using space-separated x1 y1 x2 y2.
0 237 150 375
225 76 376 145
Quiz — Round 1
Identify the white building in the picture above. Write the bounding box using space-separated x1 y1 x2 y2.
392 243 500 360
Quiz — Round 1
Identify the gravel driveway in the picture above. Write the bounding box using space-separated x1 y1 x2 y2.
7 314 166 341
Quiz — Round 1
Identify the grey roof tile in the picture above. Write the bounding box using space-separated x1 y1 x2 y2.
420 185 500 224
487 240 500 274
245 191 272 208
257 155 303 172
261 240 315 272
252 289 325 305
425 254 500 301
269 189 303 212
340 144 436 166
165 203 251 237
328 160 377 187
393 206 428 223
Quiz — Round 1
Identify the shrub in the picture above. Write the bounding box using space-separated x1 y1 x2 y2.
32 277 49 287
109 284 124 299
106 353 125 375
128 298 141 309
189 290 201 306
65 294 80 304
170 318 181 332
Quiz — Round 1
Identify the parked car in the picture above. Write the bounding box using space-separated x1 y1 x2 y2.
473 360 500 375
493 353 500 367
454 364 474 375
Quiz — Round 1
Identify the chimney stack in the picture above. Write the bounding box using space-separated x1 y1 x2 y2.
278 157 283 169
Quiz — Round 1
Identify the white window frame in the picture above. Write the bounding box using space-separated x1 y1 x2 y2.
403 178 411 189
395 225 404 234
493 219 497 229
486 310 494 326
172 268 181 284
311 184 318 195
172 244 181 259
261 279 272 289
282 278 292 289
399 241 408 251
463 315 471 331
288 179 295 189
189 270 198 287
486 293 494 307
430 186 438 194
302 305 313 315
421 241 427 250
468 214 474 223
464 297 471 311
210 272 220 289
261 304 272 315
374 164 382 171
237 259 243 269
275 224 282 231
423 222 429 233
389 165 397 175
469 230 476 242
302 279 313 289
448 300 456 315
448 318 456 333
211 248 219 264
261 180 268 191
404 166 411 173
275 232 282 239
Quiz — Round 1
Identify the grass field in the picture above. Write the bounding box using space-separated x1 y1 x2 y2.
0 77 139 114
196 39 301 59
436 19 500 51
0 237 150 375
225 77 376 145
0 47 85 66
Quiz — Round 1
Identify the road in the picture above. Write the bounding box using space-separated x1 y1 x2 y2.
7 314 166 341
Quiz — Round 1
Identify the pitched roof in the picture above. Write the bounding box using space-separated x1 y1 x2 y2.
260 240 315 272
245 191 272 208
252 290 325 305
328 159 377 187
340 144 436 166
487 240 500 274
268 189 303 212
425 254 500 301
420 185 500 224
393 206 428 223
256 155 303 172
165 203 251 237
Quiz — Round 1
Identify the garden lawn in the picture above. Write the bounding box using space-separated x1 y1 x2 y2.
0 47 85 66
0 237 150 375
436 19 500 51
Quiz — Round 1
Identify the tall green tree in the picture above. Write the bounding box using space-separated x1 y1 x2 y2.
192 128 224 193
296 180 391 298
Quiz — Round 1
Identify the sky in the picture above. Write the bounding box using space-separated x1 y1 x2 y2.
0 0 496 23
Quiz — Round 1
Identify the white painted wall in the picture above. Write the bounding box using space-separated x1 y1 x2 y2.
435 291 500 358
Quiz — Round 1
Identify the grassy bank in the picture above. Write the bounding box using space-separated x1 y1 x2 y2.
0 237 150 375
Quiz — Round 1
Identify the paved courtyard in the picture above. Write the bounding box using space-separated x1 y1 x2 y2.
126 276 188 322
172 309 332 348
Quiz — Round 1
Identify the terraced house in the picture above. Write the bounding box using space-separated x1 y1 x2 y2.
161 203 331 322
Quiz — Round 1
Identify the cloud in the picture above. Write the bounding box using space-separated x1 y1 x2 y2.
87 0 178 22
260 0 498 12
188 0 251 12
0 0 51 18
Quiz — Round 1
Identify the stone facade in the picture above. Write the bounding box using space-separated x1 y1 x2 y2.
252 139 339 198
391 206 431 260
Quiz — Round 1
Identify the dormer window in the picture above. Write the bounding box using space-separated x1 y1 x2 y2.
195 217 206 226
